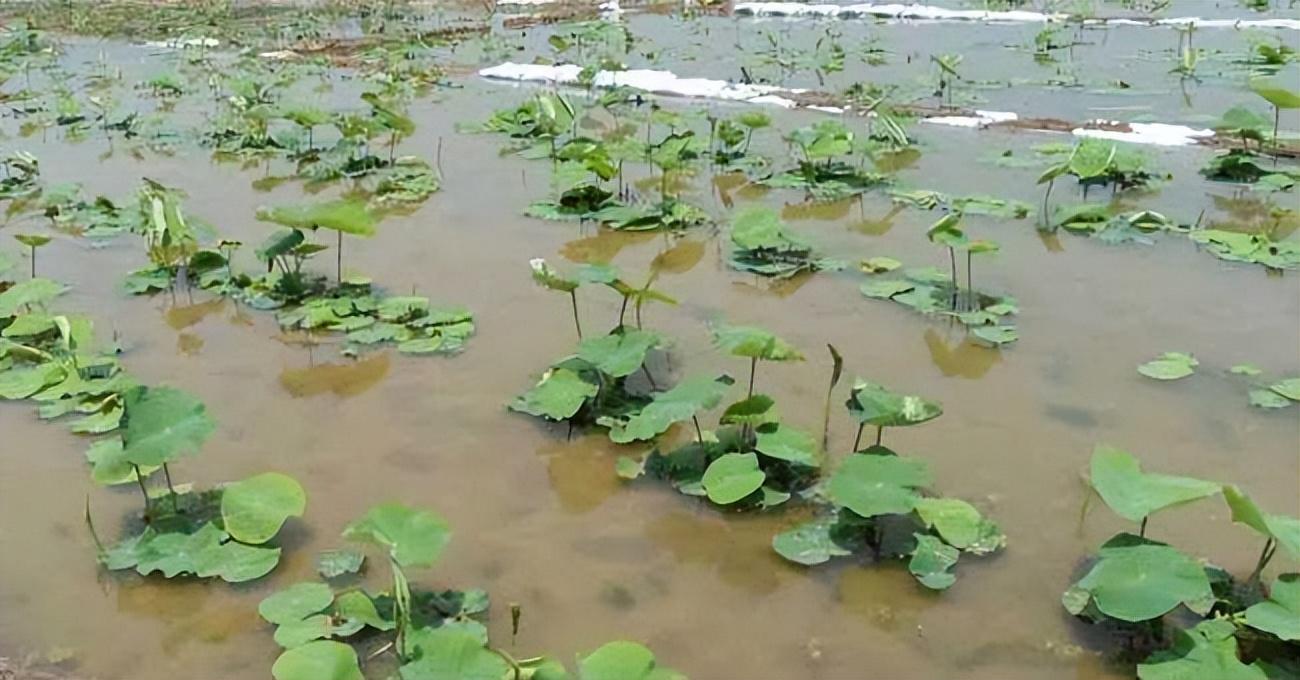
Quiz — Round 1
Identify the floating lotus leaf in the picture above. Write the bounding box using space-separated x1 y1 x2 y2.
1089 445 1219 523
399 627 510 680
0 278 66 316
317 549 366 579
1063 533 1213 622
510 368 598 421
343 503 451 569
257 199 377 236
577 330 662 378
915 498 1001 551
860 279 915 300
971 325 1017 346
1223 485 1300 559
1249 389 1291 409
1137 352 1198 380
829 452 931 518
578 640 684 680
860 256 902 274
710 324 803 362
701 452 765 505
909 533 959 590
1137 619 1267 680
271 641 363 680
1270 378 1300 401
221 472 306 545
606 375 733 443
845 379 943 429
771 516 858 566
108 522 281 583
120 386 215 467
1245 574 1300 641
259 582 334 625
754 423 820 467
0 362 64 399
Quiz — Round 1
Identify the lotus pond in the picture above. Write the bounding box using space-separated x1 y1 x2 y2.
0 1 1297 679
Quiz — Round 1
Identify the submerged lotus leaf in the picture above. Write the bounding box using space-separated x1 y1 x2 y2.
257 199 377 236
1089 445 1219 523
400 627 509 680
829 453 931 518
1222 485 1300 559
754 423 820 467
1244 574 1300 641
909 533 959 590
1270 378 1300 401
259 582 335 625
577 330 662 378
1249 389 1291 409
606 375 733 443
1138 352 1198 380
771 516 856 566
0 278 66 317
701 452 765 505
1137 619 1267 680
510 368 598 421
1063 533 1213 622
317 549 366 579
272 641 363 680
845 379 943 429
710 323 803 362
120 386 215 467
221 472 307 545
578 641 682 680
343 503 451 569
915 498 997 551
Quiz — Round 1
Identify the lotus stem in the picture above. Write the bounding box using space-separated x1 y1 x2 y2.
692 415 704 443
852 422 864 452
1042 178 1055 230
618 295 629 327
1249 538 1277 585
966 251 973 311
569 290 582 339
747 356 758 399
132 464 151 519
336 230 343 284
29 246 36 278
1139 516 1148 538
875 426 883 446
162 463 179 511
641 364 658 391
1273 106 1280 166
948 247 958 310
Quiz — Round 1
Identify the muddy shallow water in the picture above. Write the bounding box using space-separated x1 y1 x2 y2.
1 3 1298 679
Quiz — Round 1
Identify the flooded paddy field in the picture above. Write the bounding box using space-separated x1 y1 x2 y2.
0 1 1297 679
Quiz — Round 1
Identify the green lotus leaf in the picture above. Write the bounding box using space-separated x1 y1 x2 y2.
317 549 366 579
860 278 915 300
335 590 393 631
701 452 765 505
2 313 54 338
578 640 683 680
829 452 931 518
1063 533 1213 622
710 323 803 362
577 330 662 378
510 368 598 421
1069 139 1117 180
272 641 363 680
13 233 51 248
343 503 451 569
86 438 159 486
1250 79 1300 109
1137 619 1267 680
257 199 376 236
925 213 966 247
606 375 733 443
754 423 820 467
273 615 334 649
400 627 509 680
909 533 959 590
259 582 335 625
0 278 66 317
530 258 579 293
845 379 943 429
1089 445 1219 523
0 362 65 399
1223 485 1300 559
719 394 779 427
1249 389 1292 409
971 325 1017 346
221 472 306 545
915 498 1000 551
1244 574 1300 641
1137 352 1198 381
771 516 856 566
1270 378 1300 401
120 386 215 467
192 532 282 583
860 256 902 274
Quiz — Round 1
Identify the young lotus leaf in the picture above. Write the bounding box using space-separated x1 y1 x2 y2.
271 641 363 680
845 379 943 429
605 375 733 444
915 498 1001 551
121 386 215 467
530 258 578 293
259 582 335 625
754 423 821 467
579 640 683 680
510 368 599 421
1244 574 1300 641
400 627 509 680
577 330 662 378
1137 619 1267 680
1138 352 1198 380
710 324 803 362
221 472 307 545
1222 485 1300 559
700 452 765 505
343 503 451 569
772 516 859 566
1089 445 1219 523
257 199 377 236
1062 533 1213 622
909 533 959 590
829 452 932 518
925 213 966 247
0 278 66 316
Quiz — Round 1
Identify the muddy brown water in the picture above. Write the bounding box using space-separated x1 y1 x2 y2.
1 5 1299 680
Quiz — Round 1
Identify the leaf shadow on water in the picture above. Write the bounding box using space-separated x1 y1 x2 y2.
1208 192 1300 238
835 562 942 633
560 228 657 264
278 352 391 398
731 270 816 299
650 238 705 276
643 509 795 595
536 434 629 515
1042 403 1099 431
924 328 1000 380
781 195 856 222
848 203 904 237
